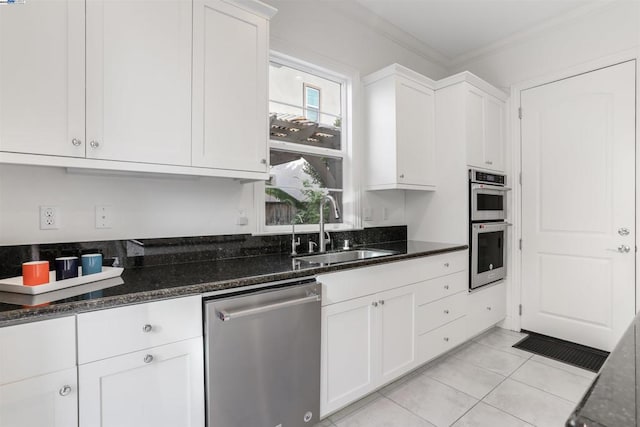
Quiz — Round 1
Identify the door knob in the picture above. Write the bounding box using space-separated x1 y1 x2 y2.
618 228 630 236
618 245 631 253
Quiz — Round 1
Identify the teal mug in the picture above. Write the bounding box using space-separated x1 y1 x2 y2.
81 254 103 276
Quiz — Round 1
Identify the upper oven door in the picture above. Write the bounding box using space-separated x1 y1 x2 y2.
471 183 508 222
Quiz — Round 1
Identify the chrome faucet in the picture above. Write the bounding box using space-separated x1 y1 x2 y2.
291 215 302 255
319 194 340 252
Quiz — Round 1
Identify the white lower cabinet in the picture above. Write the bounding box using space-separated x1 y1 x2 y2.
467 282 507 337
0 368 78 427
78 337 204 427
417 316 468 363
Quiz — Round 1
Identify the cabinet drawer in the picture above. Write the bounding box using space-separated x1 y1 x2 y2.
416 291 467 335
415 270 467 306
417 316 467 365
77 295 202 364
468 282 506 337
0 316 76 385
321 250 467 306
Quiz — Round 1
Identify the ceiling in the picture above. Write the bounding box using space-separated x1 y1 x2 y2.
354 0 600 62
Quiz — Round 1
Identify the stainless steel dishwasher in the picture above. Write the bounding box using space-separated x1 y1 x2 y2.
204 277 321 427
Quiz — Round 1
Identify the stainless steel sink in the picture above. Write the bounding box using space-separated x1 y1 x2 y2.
294 249 398 266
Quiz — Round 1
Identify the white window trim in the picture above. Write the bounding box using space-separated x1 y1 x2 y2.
254 50 362 235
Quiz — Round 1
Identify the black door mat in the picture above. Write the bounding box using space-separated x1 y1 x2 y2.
513 331 609 373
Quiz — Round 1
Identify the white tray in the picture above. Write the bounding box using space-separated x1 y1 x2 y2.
0 277 124 306
0 267 124 295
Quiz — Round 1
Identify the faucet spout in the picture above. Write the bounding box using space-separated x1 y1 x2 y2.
319 194 340 252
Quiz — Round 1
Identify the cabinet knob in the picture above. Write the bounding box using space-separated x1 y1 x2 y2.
89 140 100 149
59 385 72 396
72 138 82 147
444 285 449 290
372 301 378 307
444 262 450 267
486 306 492 311
379 300 385 305
260 158 267 164
399 174 405 179
485 160 493 165
142 324 153 333
444 309 450 314
443 337 449 342
144 354 154 364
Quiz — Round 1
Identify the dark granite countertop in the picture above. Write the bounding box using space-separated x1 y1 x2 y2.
567 313 638 426
0 240 466 327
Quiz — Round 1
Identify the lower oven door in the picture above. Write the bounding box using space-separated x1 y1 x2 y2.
471 222 507 289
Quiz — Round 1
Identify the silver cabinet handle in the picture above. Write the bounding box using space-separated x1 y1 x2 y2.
260 158 267 164
619 228 630 236
444 263 450 267
378 300 384 305
487 306 492 311
444 285 449 290
59 385 72 396
89 140 100 148
485 160 493 165
72 138 82 146
443 337 449 342
142 324 153 333
618 245 631 253
399 174 405 178
144 354 154 364
372 301 379 307
444 309 450 314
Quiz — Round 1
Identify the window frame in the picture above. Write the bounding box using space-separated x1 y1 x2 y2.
303 83 321 122
255 51 360 235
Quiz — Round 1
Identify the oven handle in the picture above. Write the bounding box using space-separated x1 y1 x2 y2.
216 293 321 322
471 183 512 192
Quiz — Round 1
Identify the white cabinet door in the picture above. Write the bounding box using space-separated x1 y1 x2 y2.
191 0 270 173
321 295 376 416
467 282 506 338
0 368 78 427
396 76 436 188
0 0 84 157
465 86 505 172
79 337 204 427
377 285 416 384
86 0 192 166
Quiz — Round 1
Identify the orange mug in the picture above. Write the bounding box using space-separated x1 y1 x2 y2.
22 261 50 286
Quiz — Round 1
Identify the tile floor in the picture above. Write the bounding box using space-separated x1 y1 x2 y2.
317 327 597 427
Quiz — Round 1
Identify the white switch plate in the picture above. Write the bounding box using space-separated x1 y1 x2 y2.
40 206 59 230
95 205 112 229
236 216 249 226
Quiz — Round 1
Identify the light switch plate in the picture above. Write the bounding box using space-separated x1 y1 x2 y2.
95 205 112 229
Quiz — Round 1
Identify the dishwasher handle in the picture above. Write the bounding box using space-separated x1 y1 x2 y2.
216 293 320 322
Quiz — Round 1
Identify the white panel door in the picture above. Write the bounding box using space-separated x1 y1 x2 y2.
86 0 192 166
395 77 435 187
377 285 416 384
521 61 636 351
0 0 84 157
321 295 375 416
79 338 204 427
191 0 269 173
0 368 78 427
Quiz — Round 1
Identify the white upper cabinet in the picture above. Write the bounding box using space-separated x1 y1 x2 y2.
192 0 275 173
86 0 193 166
364 64 436 191
0 0 85 157
437 72 508 173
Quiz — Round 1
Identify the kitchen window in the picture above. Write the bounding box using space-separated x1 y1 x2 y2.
256 52 356 233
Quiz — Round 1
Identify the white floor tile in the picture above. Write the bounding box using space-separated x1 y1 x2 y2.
328 392 381 424
422 355 505 399
530 354 598 380
484 379 575 427
315 419 335 427
452 342 528 376
511 359 593 403
382 373 478 427
473 329 533 359
452 402 533 427
333 396 435 427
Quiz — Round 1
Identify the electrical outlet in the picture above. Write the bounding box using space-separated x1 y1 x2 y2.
40 206 59 230
95 205 112 229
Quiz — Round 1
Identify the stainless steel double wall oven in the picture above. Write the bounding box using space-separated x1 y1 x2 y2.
469 169 509 290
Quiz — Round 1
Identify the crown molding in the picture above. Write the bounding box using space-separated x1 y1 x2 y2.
325 0 451 71
435 71 508 100
363 63 437 88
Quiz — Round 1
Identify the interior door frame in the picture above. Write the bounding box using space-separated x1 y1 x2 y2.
505 48 640 332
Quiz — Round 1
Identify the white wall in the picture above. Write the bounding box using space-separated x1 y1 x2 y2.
0 0 448 245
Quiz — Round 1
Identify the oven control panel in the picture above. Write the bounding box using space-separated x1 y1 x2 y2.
470 169 506 186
